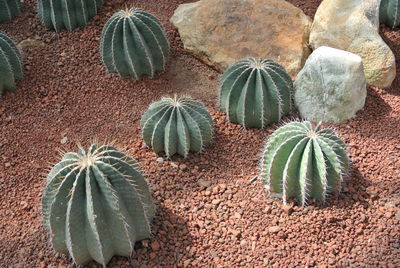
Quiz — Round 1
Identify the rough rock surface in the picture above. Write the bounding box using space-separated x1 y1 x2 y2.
309 0 396 88
170 0 311 77
294 46 367 123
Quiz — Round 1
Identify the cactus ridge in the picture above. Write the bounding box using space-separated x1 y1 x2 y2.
0 32 23 96
380 0 400 29
261 121 349 206
100 8 170 79
140 96 214 158
42 144 155 266
0 0 21 23
219 58 293 129
37 0 103 31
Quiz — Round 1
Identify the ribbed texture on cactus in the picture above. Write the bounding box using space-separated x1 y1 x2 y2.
261 121 349 206
219 58 293 129
37 0 103 31
380 0 400 29
0 32 23 96
0 0 21 23
100 8 169 79
42 144 155 266
141 96 214 158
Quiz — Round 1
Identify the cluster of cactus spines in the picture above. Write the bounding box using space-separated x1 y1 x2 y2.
219 58 293 129
141 96 214 158
0 32 23 96
261 121 349 206
42 144 155 266
380 0 400 29
100 8 169 79
37 0 103 31
0 0 22 23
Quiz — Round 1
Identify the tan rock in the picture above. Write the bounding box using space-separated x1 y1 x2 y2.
171 0 311 78
309 0 396 88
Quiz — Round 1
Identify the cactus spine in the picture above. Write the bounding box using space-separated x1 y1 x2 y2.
37 0 103 31
0 0 21 23
219 58 293 129
0 32 23 96
380 0 400 29
141 96 214 158
42 144 155 266
100 8 170 79
261 121 349 206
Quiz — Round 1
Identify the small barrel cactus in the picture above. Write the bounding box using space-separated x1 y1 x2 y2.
37 0 103 31
380 0 400 29
100 8 169 79
219 58 293 129
261 121 349 206
42 144 155 266
141 96 214 158
0 0 22 23
0 32 23 96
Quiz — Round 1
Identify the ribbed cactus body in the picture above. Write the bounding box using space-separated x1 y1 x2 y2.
219 58 293 129
380 0 400 28
141 97 214 158
42 144 155 266
0 32 23 96
100 8 169 79
0 0 21 23
37 0 103 31
261 121 349 206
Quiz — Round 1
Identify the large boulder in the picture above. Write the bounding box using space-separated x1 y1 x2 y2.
170 0 311 78
309 0 396 88
294 46 367 123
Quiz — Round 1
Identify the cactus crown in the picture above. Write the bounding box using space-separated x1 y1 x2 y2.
261 121 349 206
380 0 400 29
0 32 23 96
37 0 103 31
100 8 170 79
42 144 155 266
0 0 22 23
219 57 293 129
141 96 214 158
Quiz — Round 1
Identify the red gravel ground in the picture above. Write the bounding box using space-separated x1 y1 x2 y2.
1 0 399 267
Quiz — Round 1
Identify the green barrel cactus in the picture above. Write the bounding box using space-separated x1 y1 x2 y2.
0 32 23 96
0 0 22 23
100 8 169 79
37 0 103 31
141 96 214 158
219 58 293 129
42 144 155 266
261 121 349 206
380 0 400 29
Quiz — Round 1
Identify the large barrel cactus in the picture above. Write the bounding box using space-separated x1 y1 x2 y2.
0 32 23 96
141 96 214 158
37 0 103 31
219 58 293 129
380 0 400 29
42 144 155 266
0 0 21 23
100 8 169 79
261 121 349 206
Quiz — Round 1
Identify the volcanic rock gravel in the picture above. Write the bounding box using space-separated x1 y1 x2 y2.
0 0 399 267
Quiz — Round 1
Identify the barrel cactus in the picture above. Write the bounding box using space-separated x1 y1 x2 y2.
0 32 23 96
141 96 214 158
0 0 21 23
261 121 349 206
380 0 400 29
219 58 293 129
100 8 169 79
37 0 103 31
42 144 155 266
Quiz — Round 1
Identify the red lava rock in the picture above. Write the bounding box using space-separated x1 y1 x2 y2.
150 241 160 251
268 226 281 233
